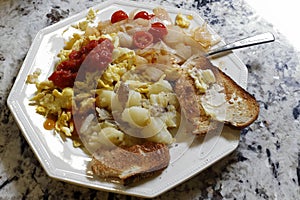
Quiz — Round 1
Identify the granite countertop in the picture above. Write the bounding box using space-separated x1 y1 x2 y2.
1 0 300 199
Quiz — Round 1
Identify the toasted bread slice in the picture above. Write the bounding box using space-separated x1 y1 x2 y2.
174 55 259 134
175 73 213 134
90 142 170 185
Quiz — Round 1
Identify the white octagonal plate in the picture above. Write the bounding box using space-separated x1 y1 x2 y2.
7 0 247 198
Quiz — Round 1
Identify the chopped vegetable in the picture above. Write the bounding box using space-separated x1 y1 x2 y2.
133 11 154 20
133 31 153 49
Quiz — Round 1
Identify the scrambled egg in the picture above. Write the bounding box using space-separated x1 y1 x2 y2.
188 68 216 93
26 68 41 84
31 84 73 115
28 8 219 148
55 111 73 136
71 9 97 31
86 8 97 22
191 23 220 48
175 13 191 28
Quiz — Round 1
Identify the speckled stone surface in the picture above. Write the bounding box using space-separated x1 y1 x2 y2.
1 0 300 199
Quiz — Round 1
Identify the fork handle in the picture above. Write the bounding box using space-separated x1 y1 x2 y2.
206 32 275 56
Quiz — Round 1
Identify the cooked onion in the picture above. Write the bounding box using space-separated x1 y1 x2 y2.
141 117 165 138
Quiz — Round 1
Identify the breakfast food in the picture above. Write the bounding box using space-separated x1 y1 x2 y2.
91 142 170 185
174 55 259 135
27 7 259 185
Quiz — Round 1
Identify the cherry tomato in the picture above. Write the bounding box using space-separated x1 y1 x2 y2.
133 31 153 49
111 10 128 24
148 22 168 42
134 11 154 20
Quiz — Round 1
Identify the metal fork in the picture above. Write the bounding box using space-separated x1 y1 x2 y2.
206 32 275 57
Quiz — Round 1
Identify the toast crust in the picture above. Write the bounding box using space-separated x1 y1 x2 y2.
174 73 215 134
195 55 259 128
174 55 259 134
91 142 170 185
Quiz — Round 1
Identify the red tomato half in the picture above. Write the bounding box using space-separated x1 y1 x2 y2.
148 22 168 42
68 50 82 60
56 59 81 72
133 31 153 49
48 70 77 88
111 10 128 24
81 39 114 72
134 11 154 20
48 38 114 89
